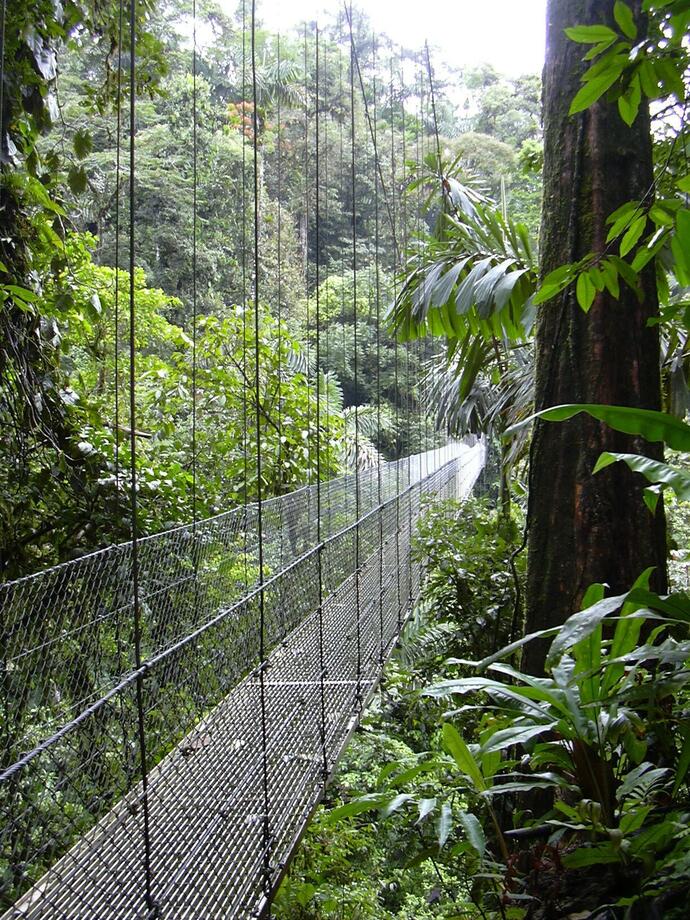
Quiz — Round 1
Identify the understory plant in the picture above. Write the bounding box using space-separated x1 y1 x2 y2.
336 577 690 919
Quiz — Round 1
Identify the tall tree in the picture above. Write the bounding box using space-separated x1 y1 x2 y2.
523 0 667 674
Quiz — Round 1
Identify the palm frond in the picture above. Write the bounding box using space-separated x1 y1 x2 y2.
389 156 538 346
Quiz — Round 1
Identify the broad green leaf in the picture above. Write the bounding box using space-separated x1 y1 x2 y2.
436 802 453 848
631 228 666 272
381 793 413 818
73 128 93 159
639 59 659 98
296 883 317 907
614 1 637 39
649 202 676 226
671 232 690 285
457 811 486 858
620 804 652 835
624 588 690 623
565 24 618 44
416 797 437 824
607 199 639 231
389 762 438 787
487 663 574 718
327 794 384 822
493 267 529 311
430 675 561 719
643 485 662 513
5 284 39 303
430 262 465 308
677 175 690 193
584 37 618 60
618 73 641 125
601 259 620 298
576 270 596 311
608 255 640 292
546 595 627 665
467 625 562 671
563 844 621 868
629 818 677 857
617 762 670 801
483 774 576 796
656 58 686 101
569 67 623 114
533 264 575 305
593 451 690 501
516 404 690 452
480 748 502 780
480 722 558 754
603 568 654 695
67 165 88 195
442 723 486 791
675 208 690 258
620 214 646 256
573 583 605 703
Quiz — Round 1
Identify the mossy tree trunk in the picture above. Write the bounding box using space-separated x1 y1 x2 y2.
523 0 667 675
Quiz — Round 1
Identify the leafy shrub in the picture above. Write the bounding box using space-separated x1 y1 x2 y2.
349 579 690 919
413 495 524 662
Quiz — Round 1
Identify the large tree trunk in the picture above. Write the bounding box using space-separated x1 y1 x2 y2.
524 0 667 675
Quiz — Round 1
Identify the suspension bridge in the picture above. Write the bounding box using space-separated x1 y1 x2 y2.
1 444 484 919
0 0 487 915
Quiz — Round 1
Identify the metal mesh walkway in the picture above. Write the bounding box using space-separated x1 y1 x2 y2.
1 442 484 919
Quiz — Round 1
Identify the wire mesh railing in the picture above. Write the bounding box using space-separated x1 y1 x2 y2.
1 441 484 919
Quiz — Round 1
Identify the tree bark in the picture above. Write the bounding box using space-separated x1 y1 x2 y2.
524 0 667 675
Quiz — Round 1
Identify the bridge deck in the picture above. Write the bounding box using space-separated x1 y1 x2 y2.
1 444 484 919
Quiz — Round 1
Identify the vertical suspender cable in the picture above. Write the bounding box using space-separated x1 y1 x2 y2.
191 0 198 532
0 0 5 163
421 66 430 479
337 39 349 527
276 34 288 570
322 40 332 537
241 0 249 588
371 37 385 664
303 25 313 501
127 1 155 911
346 3 362 707
425 42 443 185
113 0 128 778
314 25 329 780
416 65 426 486
389 46 402 633
425 45 444 474
398 46 413 609
114 0 124 496
250 0 271 899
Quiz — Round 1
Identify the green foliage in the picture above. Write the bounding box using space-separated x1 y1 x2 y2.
566 1 688 122
532 2 690 320
413 496 523 661
421 579 690 917
0 227 346 572
390 156 536 345
519 402 690 451
2 1 449 575
274 728 479 919
510 402 690 517
332 575 690 917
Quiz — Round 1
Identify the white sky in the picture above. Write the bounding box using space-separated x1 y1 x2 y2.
254 0 547 76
